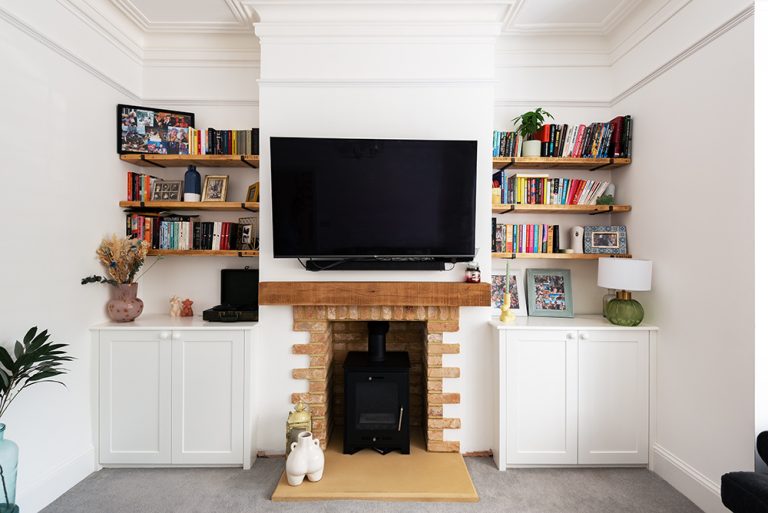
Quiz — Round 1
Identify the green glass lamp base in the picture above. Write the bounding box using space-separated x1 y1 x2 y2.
605 298 644 326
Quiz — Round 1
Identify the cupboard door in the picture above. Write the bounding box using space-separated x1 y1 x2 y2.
99 330 172 464
577 330 649 464
506 330 577 465
171 330 245 464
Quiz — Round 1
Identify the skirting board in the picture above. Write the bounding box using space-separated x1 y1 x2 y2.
652 444 728 513
17 446 96 513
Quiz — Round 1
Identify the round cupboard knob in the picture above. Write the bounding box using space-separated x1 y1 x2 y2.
159 331 171 340
580 333 589 340
566 333 575 340
172 332 181 340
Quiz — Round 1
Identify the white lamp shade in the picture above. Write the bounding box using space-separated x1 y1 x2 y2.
597 258 652 291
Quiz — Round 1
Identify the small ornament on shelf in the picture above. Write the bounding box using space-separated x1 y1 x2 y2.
464 262 481 283
181 299 194 317
169 296 182 317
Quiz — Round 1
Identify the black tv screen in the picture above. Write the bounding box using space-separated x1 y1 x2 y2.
270 137 477 260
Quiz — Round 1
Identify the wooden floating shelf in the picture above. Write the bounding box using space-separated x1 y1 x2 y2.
493 157 630 171
492 253 631 260
492 204 631 214
120 154 259 168
119 201 259 212
147 249 259 257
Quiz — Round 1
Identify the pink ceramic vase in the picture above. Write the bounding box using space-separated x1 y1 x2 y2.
107 283 144 322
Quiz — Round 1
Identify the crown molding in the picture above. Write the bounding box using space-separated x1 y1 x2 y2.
0 4 140 100
143 47 260 68
110 0 253 34
141 98 259 107
57 0 144 64
610 3 753 106
503 0 641 36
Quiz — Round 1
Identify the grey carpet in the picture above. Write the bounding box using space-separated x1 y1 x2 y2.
42 457 703 513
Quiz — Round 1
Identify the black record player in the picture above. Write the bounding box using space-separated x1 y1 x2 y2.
203 268 259 322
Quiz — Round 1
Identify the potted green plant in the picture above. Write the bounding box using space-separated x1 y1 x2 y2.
82 235 150 322
0 328 72 512
512 108 554 157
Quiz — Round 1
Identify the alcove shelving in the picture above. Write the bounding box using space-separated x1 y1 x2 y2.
491 204 630 215
492 156 630 171
120 153 260 257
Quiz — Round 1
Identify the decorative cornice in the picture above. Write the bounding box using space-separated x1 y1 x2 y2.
110 0 253 34
58 0 143 64
0 5 140 100
141 99 259 107
503 0 641 36
610 4 753 105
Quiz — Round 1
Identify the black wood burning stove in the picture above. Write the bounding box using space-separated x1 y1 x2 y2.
343 321 410 455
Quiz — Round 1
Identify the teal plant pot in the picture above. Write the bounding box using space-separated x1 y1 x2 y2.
0 424 18 512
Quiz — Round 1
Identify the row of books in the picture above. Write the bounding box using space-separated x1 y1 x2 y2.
126 214 241 251
492 115 633 159
126 171 158 202
492 221 561 254
492 172 612 205
187 128 259 156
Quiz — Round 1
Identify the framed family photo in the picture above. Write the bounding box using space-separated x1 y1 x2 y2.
117 104 194 155
583 225 628 255
491 270 527 316
526 269 573 318
203 175 229 202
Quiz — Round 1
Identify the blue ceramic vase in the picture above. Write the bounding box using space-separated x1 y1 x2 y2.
0 424 19 512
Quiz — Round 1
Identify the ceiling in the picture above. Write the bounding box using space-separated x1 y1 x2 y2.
110 0 645 36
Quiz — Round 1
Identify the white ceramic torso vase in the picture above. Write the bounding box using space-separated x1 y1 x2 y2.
285 431 325 486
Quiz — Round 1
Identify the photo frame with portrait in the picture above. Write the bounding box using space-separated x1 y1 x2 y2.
117 104 194 155
202 175 229 202
526 269 573 318
583 225 628 254
491 270 527 316
151 180 183 201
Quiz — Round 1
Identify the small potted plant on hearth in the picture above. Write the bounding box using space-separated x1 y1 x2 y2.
0 327 73 513
82 235 151 322
512 107 553 157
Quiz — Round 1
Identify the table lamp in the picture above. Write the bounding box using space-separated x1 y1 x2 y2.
597 258 652 326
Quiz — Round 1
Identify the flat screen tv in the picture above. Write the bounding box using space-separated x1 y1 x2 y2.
270 137 477 265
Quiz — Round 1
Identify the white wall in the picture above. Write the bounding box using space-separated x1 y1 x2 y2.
0 2 141 511
611 10 754 513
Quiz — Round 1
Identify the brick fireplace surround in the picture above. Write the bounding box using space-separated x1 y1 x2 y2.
259 282 490 453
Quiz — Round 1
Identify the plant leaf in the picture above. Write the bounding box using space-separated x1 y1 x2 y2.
14 341 23 360
22 327 37 345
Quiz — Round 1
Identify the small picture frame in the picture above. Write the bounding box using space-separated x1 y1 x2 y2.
202 175 229 202
584 225 628 255
246 182 260 203
491 270 527 316
238 216 259 250
151 180 183 201
526 269 573 318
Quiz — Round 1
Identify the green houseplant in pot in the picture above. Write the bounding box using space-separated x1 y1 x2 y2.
82 235 149 322
0 328 72 513
512 107 553 157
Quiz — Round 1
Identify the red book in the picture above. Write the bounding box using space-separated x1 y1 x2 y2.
573 125 586 157
527 225 534 253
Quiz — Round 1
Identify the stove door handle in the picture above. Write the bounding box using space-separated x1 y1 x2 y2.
397 406 404 432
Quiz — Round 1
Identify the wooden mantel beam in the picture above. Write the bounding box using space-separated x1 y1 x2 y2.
259 282 490 307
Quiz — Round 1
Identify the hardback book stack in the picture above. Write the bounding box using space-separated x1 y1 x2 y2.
492 115 632 159
126 171 158 202
492 220 561 254
187 128 259 155
492 172 612 205
126 213 242 251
